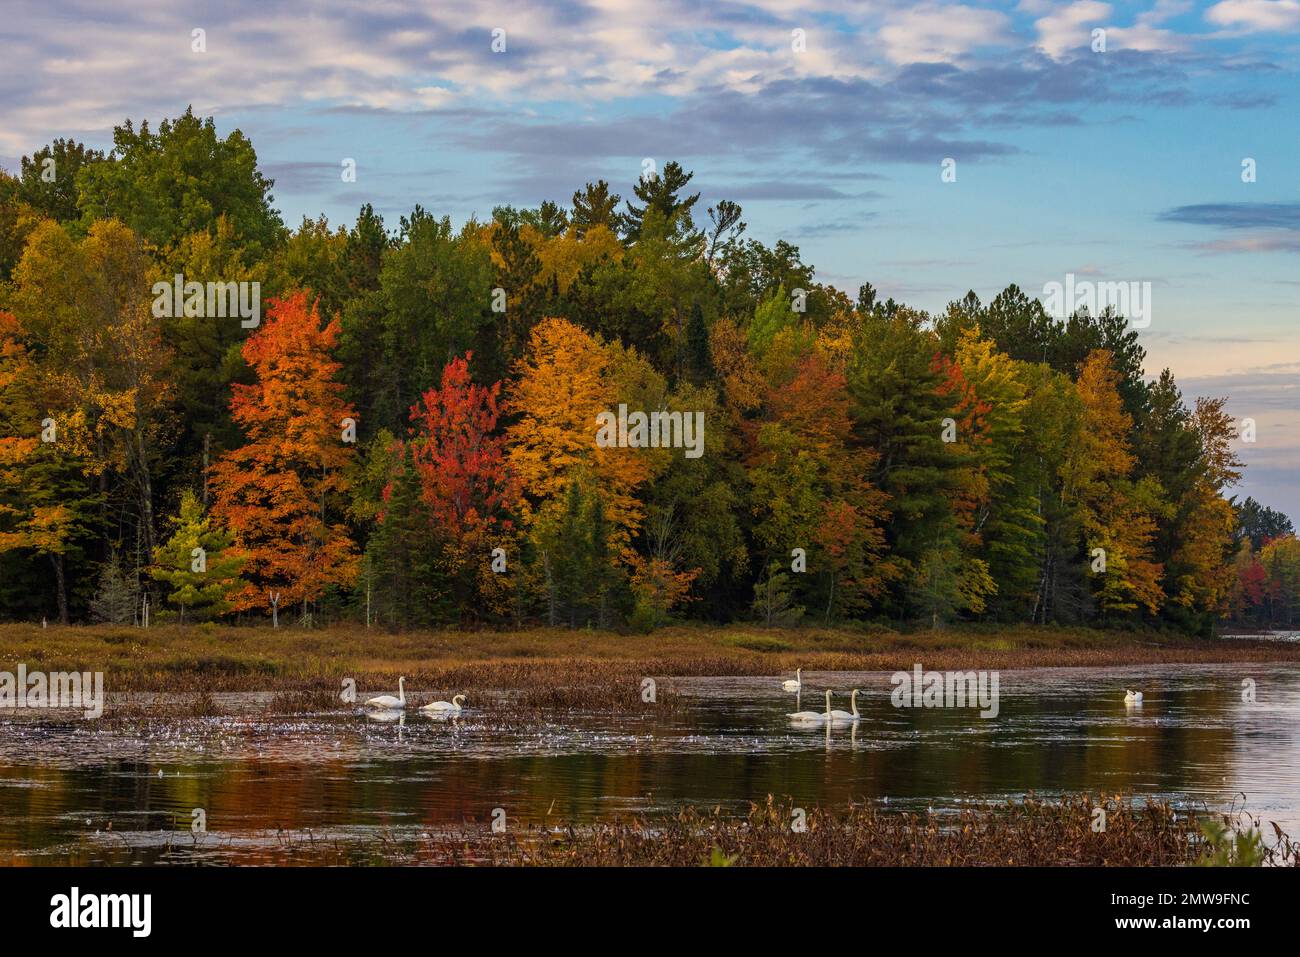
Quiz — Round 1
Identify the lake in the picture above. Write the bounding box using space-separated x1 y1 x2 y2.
1 662 1297 864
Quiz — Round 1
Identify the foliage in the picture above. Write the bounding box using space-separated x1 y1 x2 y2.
209 293 358 618
89 552 139 625
0 115 1265 634
150 490 245 621
75 107 282 256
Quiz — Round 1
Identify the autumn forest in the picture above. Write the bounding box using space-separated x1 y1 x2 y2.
1 109 1296 636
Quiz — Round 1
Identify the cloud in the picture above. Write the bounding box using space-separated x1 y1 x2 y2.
1031 0 1191 59
1160 202 1300 230
260 161 349 194
878 4 1012 64
708 181 862 200
452 77 1025 170
1033 0 1112 58
1206 0 1300 32
789 215 878 238
0 0 1250 157
1186 234 1300 254
1159 202 1300 253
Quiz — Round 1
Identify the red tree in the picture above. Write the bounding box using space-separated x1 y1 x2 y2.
406 352 516 542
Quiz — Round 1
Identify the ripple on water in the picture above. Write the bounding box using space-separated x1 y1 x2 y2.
1 662 1298 862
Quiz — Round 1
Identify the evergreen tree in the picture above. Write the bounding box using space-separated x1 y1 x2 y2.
622 161 700 241
571 181 621 237
847 308 960 618
536 479 623 627
685 301 713 384
150 490 245 622
90 552 139 625
365 446 450 629
1235 498 1293 550
519 200 569 238
752 561 804 627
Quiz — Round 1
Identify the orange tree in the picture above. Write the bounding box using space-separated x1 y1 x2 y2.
210 292 358 622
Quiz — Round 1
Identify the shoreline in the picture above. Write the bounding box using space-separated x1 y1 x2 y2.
2 622 1298 693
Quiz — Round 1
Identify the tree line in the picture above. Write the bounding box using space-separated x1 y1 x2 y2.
0 108 1294 634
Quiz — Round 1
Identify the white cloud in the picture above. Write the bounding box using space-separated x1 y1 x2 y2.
878 4 1011 64
1106 23 1189 52
1033 1 1112 58
0 0 900 153
1206 0 1300 32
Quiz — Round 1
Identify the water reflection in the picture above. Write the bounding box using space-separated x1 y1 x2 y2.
1 663 1297 864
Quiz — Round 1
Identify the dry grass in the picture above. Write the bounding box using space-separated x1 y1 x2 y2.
493 796 1300 867
135 796 1299 867
2 622 1295 698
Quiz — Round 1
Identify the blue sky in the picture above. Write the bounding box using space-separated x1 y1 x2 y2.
2 0 1298 518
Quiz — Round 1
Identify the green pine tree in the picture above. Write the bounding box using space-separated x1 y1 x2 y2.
90 551 139 625
150 490 245 623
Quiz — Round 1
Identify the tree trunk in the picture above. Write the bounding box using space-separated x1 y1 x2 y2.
543 552 556 626
134 428 156 562
52 553 69 625
202 432 211 507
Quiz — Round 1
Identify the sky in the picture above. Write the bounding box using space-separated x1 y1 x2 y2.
2 0 1297 517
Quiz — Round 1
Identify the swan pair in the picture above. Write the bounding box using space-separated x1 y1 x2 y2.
1124 689 1144 705
788 688 860 722
364 677 466 714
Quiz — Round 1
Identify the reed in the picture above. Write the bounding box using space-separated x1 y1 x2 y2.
121 796 1298 867
455 796 1300 867
2 622 1295 695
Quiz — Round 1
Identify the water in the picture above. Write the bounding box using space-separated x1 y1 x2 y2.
2 663 1298 864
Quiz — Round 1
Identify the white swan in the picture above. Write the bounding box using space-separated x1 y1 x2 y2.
789 689 831 722
782 667 802 693
829 689 861 721
365 676 406 710
421 694 465 713
1124 689 1143 704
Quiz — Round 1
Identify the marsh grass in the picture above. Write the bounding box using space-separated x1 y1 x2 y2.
133 796 1296 867
446 796 1300 867
3 622 1295 697
266 687 344 714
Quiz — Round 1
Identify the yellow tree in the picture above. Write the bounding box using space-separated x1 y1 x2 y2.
1063 350 1164 615
942 330 1045 614
534 224 623 293
9 218 172 562
506 317 670 559
1168 396 1243 618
